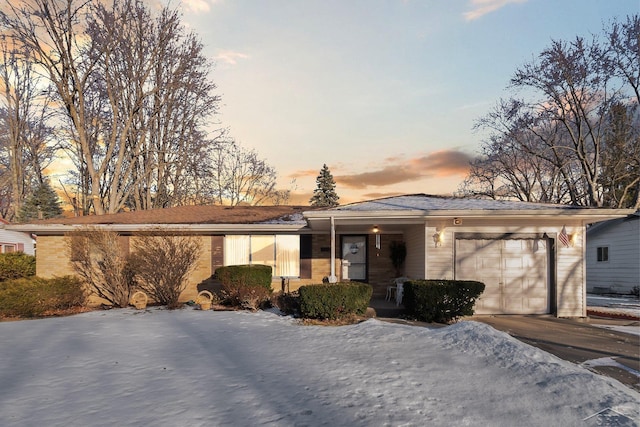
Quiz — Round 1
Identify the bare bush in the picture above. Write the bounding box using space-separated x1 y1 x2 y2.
130 233 201 309
66 228 135 308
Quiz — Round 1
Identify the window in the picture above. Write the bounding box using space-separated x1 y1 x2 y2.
223 235 300 277
1 244 16 253
597 246 609 262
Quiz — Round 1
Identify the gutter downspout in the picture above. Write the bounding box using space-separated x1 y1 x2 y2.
329 216 337 283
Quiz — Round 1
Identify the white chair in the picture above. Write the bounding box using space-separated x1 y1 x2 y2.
394 277 408 306
385 284 396 301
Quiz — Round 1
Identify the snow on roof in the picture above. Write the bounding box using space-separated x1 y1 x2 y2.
331 194 582 212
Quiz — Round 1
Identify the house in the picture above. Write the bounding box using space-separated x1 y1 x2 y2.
5 194 632 317
0 218 36 255
586 211 640 295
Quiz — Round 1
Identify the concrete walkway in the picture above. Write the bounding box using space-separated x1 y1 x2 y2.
469 315 640 392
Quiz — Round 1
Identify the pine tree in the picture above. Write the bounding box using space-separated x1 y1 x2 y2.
310 164 339 207
17 180 63 222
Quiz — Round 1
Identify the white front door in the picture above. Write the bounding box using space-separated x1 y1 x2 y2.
342 235 367 281
455 238 549 314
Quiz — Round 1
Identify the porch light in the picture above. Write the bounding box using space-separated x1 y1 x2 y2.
373 225 381 249
570 232 578 247
433 230 443 247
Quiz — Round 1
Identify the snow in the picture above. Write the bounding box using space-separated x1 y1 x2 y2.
588 295 640 319
330 194 581 212
1 308 639 427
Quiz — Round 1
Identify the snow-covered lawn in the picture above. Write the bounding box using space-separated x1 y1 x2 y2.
1 308 638 427
588 294 640 319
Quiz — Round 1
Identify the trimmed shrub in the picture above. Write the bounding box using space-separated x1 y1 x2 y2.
403 280 485 323
0 252 36 281
298 282 373 320
214 265 273 310
0 276 86 318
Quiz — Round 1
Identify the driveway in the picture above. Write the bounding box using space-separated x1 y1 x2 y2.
470 315 640 392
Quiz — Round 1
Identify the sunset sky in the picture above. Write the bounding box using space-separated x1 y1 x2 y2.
169 0 636 204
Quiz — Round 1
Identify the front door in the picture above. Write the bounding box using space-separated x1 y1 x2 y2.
342 235 367 281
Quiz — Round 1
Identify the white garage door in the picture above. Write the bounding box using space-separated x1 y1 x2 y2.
455 238 549 314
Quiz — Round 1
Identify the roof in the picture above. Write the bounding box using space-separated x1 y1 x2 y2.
30 205 310 225
303 194 634 223
587 210 640 237
5 205 312 234
330 194 579 212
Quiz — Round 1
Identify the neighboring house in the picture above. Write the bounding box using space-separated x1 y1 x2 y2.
6 194 632 317
0 219 36 255
586 211 640 295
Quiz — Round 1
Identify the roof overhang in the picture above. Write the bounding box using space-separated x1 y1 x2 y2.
303 208 635 229
4 223 310 235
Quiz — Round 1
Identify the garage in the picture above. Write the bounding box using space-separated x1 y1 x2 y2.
455 234 550 314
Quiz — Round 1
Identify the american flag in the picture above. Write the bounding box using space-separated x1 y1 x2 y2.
559 226 570 247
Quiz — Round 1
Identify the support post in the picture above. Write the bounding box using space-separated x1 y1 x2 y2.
329 216 337 283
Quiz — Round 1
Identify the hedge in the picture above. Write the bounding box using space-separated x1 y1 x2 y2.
403 280 485 323
298 282 373 320
214 264 273 291
0 276 86 318
0 252 36 281
214 265 273 310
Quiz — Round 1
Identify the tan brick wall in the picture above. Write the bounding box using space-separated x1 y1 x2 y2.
36 235 75 278
180 236 213 302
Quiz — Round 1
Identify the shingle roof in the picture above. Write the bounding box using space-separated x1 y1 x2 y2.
31 205 311 226
330 194 583 212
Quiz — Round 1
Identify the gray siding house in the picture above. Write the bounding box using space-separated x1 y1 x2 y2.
586 211 640 295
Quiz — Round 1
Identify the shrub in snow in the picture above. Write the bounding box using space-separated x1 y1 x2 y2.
66 227 135 308
129 233 201 309
0 252 36 281
272 291 300 316
403 280 485 323
298 282 372 320
0 276 85 318
215 265 273 310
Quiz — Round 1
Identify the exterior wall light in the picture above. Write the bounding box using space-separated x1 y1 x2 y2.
373 225 381 249
433 230 443 247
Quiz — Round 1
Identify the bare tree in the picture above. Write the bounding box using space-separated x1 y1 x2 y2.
463 16 639 208
1 0 106 213
600 103 640 208
0 35 55 220
209 140 288 206
1 0 221 214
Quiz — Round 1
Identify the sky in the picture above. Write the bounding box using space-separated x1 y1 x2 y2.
0 308 638 426
165 0 637 204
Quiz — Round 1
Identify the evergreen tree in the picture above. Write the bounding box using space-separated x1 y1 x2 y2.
310 164 340 207
17 181 63 222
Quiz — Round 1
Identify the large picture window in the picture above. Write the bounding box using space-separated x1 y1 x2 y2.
223 235 300 277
